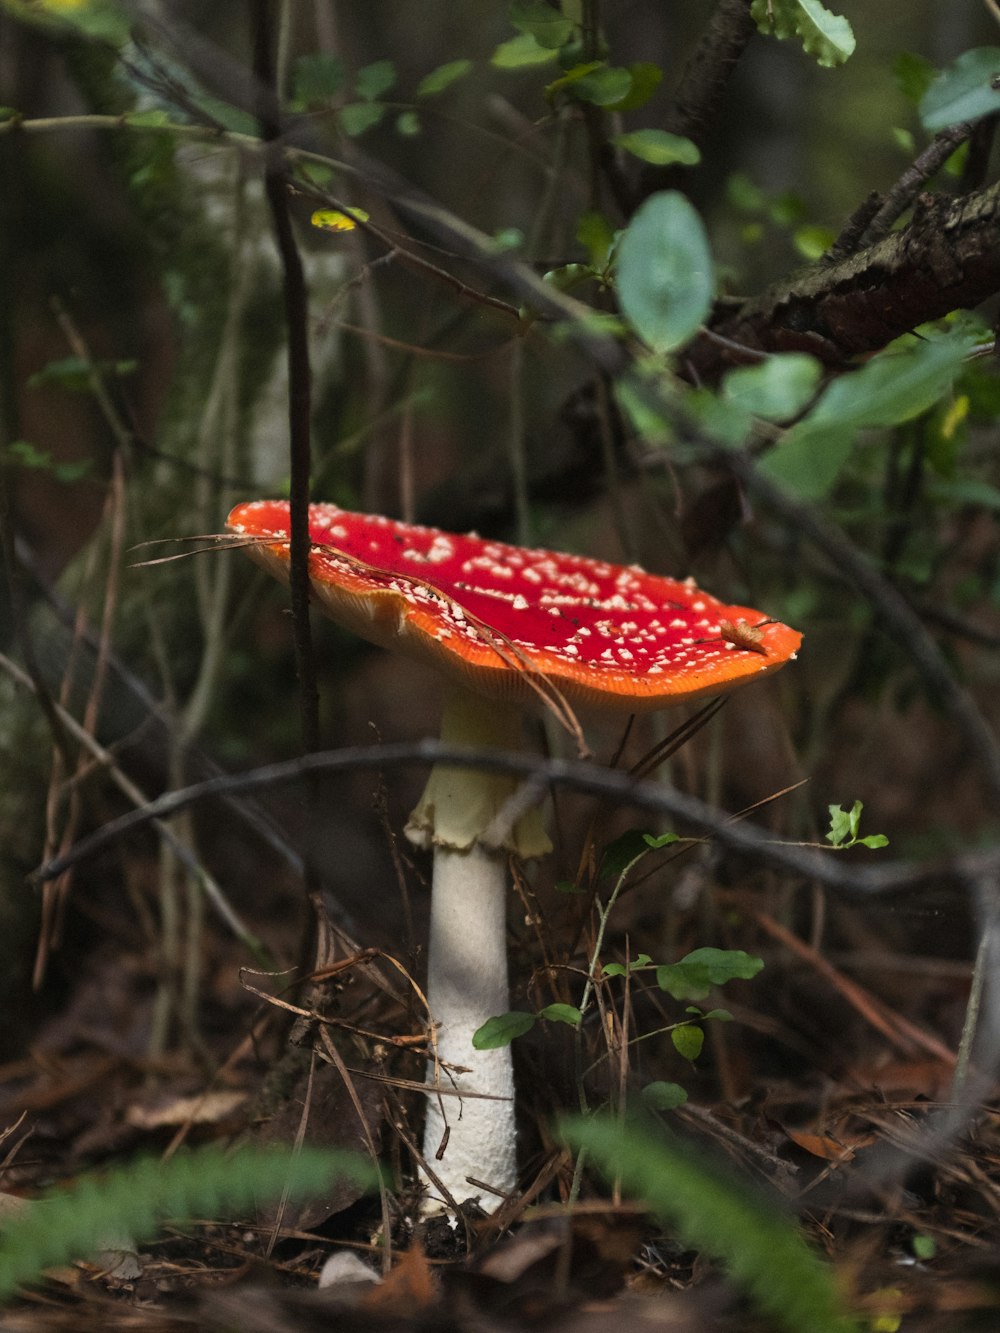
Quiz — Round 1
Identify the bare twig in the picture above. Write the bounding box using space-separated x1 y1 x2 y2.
31 737 1000 901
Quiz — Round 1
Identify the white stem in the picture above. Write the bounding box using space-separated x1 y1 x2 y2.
421 843 516 1205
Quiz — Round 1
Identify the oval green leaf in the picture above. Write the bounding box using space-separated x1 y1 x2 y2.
613 129 700 167
920 48 1000 132
641 1081 688 1110
672 1024 705 1062
616 191 713 354
472 1011 536 1049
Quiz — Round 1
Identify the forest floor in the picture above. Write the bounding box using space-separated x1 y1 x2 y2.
1 862 999 1332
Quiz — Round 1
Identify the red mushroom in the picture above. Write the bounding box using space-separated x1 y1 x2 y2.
227 499 801 1207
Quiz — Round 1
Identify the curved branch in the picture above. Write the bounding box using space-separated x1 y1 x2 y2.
686 177 1000 378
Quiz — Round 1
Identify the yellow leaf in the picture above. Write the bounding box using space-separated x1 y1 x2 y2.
311 207 370 233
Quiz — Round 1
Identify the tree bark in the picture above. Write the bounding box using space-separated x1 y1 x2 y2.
685 179 1000 381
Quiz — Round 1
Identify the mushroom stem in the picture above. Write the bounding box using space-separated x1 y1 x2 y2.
406 685 552 1208
422 841 516 1204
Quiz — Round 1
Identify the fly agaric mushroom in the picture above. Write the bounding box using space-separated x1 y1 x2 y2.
227 499 801 1208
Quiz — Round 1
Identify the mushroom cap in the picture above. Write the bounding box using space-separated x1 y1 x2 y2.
227 500 801 712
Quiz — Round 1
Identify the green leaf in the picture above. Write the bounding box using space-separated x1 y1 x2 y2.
509 0 574 50
560 1116 856 1333
750 0 855 68
539 1003 583 1027
793 224 835 260
27 355 135 391
702 1008 734 1022
911 1233 936 1261
758 420 854 499
602 953 653 978
291 52 346 106
544 61 604 99
762 331 978 499
572 66 634 106
472 1011 536 1049
658 948 764 999
0 1146 375 1301
417 59 473 98
642 831 680 849
919 48 1000 132
672 1024 704 1062
608 61 663 112
356 60 396 101
613 129 700 167
395 111 421 137
20 0 131 44
894 51 935 105
598 829 654 883
825 801 860 846
576 210 616 268
616 191 713 354
339 102 386 136
858 834 890 849
491 33 559 69
722 354 822 421
640 1082 688 1111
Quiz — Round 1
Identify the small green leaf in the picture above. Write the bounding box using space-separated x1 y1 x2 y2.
761 330 978 499
793 224 835 260
678 948 765 985
356 60 396 100
858 834 890 850
920 48 1000 132
608 61 662 112
672 1024 705 1062
339 103 386 136
911 1233 936 1260
598 829 654 883
641 1081 688 1110
311 207 370 233
576 210 616 268
616 191 713 354
613 129 700 167
395 111 421 137
572 66 634 106
509 0 574 49
544 60 603 99
602 954 653 978
702 1008 734 1022
472 1011 536 1049
722 354 822 422
539 1003 583 1027
894 51 935 105
417 59 473 98
28 356 135 391
491 33 559 69
825 802 858 846
291 52 346 106
750 0 855 69
642 831 680 849
658 949 763 999
758 420 855 499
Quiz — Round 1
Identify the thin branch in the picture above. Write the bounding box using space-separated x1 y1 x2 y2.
851 120 978 253
252 0 319 755
31 737 997 899
637 0 757 206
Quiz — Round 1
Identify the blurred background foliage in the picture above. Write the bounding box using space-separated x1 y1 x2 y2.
1 0 999 1101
